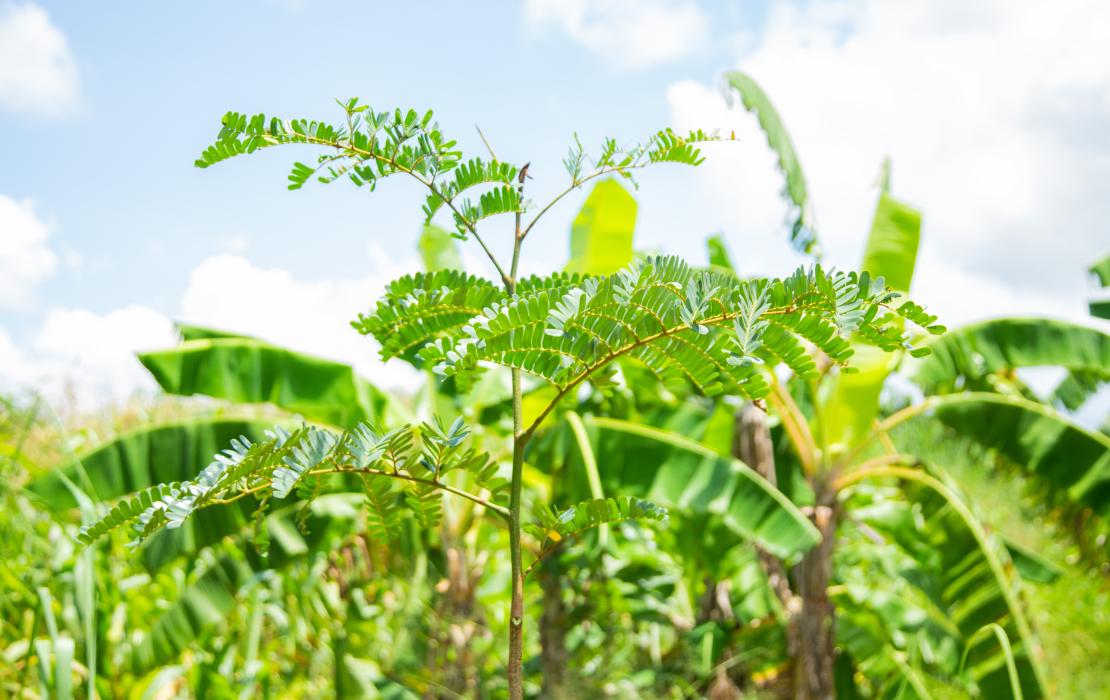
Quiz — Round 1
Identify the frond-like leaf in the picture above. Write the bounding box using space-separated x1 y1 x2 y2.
525 496 668 546
78 416 503 549
352 269 506 362
408 256 936 402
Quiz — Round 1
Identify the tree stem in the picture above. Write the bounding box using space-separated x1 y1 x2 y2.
507 181 526 700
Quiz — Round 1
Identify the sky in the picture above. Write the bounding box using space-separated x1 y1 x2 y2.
1 0 1108 408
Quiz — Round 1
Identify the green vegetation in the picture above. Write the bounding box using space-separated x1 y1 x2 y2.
2 71 1106 699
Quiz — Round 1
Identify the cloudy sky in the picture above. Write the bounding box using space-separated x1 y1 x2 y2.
2 0 1108 407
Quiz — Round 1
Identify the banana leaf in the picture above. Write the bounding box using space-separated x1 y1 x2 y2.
930 392 1110 515
27 418 276 511
138 337 401 428
723 71 817 255
585 415 821 560
419 223 462 272
823 191 922 453
911 318 1110 396
564 178 636 275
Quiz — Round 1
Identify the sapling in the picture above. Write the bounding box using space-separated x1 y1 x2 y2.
80 99 940 697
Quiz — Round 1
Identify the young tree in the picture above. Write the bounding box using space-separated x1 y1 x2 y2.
78 99 940 697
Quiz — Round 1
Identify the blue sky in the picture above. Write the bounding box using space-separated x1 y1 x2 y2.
2 0 1108 407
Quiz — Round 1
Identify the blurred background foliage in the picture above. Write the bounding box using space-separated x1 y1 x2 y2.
1 72 1108 699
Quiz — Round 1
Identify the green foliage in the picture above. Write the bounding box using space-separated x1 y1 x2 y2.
822 184 924 451
911 317 1110 401
859 192 922 293
360 256 940 403
929 392 1110 515
525 496 667 561
139 335 401 428
418 223 463 272
351 269 505 363
76 417 506 548
561 128 728 189
586 416 821 559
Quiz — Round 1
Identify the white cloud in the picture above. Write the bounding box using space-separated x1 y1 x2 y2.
1 246 444 409
0 2 79 117
179 249 422 390
0 195 57 308
0 305 177 409
667 0 1110 328
525 0 708 69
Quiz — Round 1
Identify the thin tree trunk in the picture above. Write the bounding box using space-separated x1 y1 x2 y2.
792 484 838 700
507 371 526 699
735 404 798 698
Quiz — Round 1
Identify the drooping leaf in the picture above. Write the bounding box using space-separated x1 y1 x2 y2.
843 468 1048 699
911 318 1110 397
139 337 402 428
1051 368 1108 411
587 416 821 559
929 392 1110 515
723 71 817 255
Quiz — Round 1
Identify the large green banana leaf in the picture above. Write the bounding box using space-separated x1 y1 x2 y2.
912 318 1110 396
564 178 636 275
859 193 922 293
722 71 817 255
26 419 286 572
585 416 821 559
823 191 922 453
27 418 276 511
706 233 737 273
929 393 1110 515
138 337 401 428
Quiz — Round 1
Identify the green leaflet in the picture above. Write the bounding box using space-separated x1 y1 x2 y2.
418 223 463 272
27 419 281 570
526 496 668 546
930 393 1110 515
586 416 821 559
911 318 1110 396
723 71 817 255
139 337 402 428
564 178 636 275
27 419 277 512
411 256 938 401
